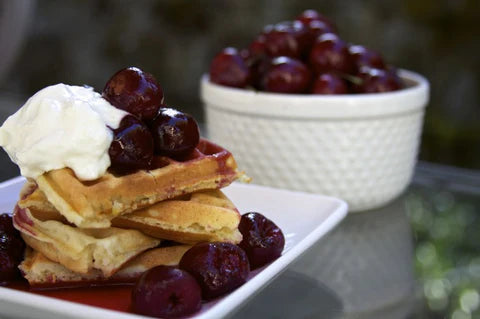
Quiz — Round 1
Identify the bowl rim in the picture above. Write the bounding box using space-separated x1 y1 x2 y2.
201 69 430 119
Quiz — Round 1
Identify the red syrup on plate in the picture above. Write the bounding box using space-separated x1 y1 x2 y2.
4 263 266 315
6 282 134 313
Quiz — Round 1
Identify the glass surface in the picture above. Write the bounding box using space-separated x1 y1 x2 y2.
231 162 480 319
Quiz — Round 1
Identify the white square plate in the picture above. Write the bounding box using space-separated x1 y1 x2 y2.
0 177 347 319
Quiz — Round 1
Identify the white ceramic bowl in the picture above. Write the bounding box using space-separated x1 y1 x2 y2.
201 70 429 212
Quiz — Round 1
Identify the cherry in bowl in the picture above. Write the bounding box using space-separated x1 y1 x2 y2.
355 66 403 93
209 47 251 88
261 56 311 94
309 33 354 75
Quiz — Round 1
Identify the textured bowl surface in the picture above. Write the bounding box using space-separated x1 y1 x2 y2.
202 70 429 212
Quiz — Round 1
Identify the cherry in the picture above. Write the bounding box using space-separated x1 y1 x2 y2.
304 20 335 50
248 35 268 60
309 33 354 75
261 56 312 94
355 66 403 93
248 55 272 90
149 108 200 159
296 9 336 32
132 265 202 318
311 73 348 94
102 67 164 121
179 242 249 300
0 213 16 235
209 47 251 88
108 115 154 172
263 21 309 59
0 213 25 284
238 212 285 269
348 44 386 71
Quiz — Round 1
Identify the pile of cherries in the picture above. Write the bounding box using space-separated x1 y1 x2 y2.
102 67 200 173
209 9 403 94
132 212 285 318
0 213 25 284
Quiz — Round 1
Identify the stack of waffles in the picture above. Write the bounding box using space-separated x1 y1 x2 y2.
13 139 245 288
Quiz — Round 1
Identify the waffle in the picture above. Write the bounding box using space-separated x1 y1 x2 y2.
112 190 242 244
35 138 243 228
20 245 191 288
13 205 160 277
19 187 242 245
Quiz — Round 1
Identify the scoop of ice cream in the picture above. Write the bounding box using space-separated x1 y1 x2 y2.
0 84 127 180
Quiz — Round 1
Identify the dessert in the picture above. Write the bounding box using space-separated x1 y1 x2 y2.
112 190 243 244
209 9 403 94
34 137 241 228
14 205 160 276
20 245 191 287
0 65 285 318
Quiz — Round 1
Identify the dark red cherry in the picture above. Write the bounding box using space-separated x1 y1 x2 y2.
0 214 25 284
263 21 309 58
309 33 354 75
102 67 164 121
296 9 336 32
304 20 335 49
132 265 202 318
209 47 251 88
248 55 272 90
262 56 312 94
108 115 154 172
238 212 285 269
248 35 268 60
150 108 200 159
0 213 16 236
355 66 403 93
311 73 348 94
348 44 386 71
179 242 249 300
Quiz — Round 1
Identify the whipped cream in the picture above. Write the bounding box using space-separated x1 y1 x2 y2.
0 84 128 180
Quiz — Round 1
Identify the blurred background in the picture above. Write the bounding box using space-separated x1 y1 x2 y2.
0 1 478 318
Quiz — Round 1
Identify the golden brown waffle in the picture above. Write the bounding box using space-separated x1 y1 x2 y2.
113 190 242 244
19 187 242 245
13 206 160 277
35 139 243 228
20 245 191 288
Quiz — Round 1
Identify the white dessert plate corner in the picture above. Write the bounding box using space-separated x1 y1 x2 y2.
0 177 348 319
